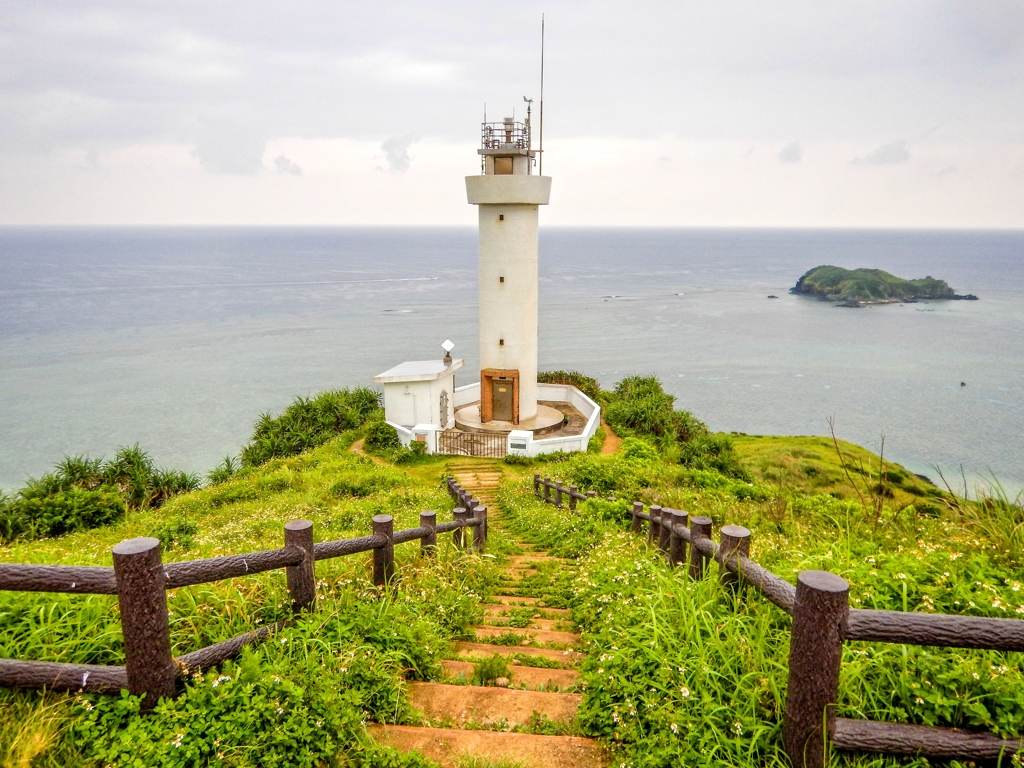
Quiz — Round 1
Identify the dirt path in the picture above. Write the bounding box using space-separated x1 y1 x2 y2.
370 459 606 768
600 419 621 455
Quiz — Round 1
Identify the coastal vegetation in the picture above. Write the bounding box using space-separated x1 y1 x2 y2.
0 446 200 544
2 375 1022 766
791 265 978 305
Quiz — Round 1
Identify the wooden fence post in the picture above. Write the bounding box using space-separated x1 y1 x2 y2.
716 524 750 590
783 570 849 768
568 486 578 511
284 519 315 612
534 473 541 496
473 505 488 552
658 507 673 553
453 507 468 548
688 516 712 579
669 509 688 566
586 490 596 500
631 502 644 534
555 481 564 508
112 537 176 707
372 515 395 587
648 505 662 547
543 477 552 504
420 510 437 556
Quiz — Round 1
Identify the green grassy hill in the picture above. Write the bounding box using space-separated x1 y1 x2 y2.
2 378 1022 767
791 265 973 304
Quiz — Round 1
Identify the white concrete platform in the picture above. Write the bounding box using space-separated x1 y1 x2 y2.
455 402 565 436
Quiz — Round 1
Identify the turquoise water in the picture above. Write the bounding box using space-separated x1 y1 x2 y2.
1 227 1022 492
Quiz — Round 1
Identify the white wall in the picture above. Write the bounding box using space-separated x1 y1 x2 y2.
383 371 457 428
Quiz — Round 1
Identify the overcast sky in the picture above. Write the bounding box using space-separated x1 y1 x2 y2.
1 1 1022 227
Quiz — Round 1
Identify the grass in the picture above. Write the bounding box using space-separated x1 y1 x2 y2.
0 436 501 767
495 445 1024 767
3 377 1022 767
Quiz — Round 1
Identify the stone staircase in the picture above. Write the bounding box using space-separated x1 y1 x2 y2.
370 459 605 768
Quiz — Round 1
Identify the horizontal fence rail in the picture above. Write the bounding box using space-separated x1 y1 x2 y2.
554 483 1024 767
0 493 486 706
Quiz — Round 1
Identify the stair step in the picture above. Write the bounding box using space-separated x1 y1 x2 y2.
408 681 581 727
440 660 580 691
369 725 606 768
483 604 571 618
483 617 567 632
474 626 580 646
453 642 582 667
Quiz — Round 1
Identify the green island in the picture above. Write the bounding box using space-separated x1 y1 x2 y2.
2 374 1022 768
791 265 979 306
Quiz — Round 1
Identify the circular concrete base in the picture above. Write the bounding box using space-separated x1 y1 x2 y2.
455 403 565 436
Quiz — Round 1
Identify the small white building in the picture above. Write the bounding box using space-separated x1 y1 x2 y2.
373 354 463 451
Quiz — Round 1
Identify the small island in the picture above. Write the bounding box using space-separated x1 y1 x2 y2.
791 264 978 306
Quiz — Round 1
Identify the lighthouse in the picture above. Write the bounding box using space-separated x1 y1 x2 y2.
462 114 553 428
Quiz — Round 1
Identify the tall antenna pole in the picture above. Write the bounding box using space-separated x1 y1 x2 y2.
539 14 545 176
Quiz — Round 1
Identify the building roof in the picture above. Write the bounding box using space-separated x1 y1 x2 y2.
373 359 464 384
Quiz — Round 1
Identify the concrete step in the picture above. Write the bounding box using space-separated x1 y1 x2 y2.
483 617 568 632
440 660 580 691
408 681 581 727
369 725 606 768
482 604 571 618
473 626 580 646
452 641 582 667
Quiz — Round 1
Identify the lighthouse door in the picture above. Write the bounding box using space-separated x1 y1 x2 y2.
492 379 513 421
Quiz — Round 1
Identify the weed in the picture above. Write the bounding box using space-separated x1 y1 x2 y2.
471 655 512 686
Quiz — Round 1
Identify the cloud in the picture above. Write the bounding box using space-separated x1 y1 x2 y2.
191 132 267 174
852 140 910 166
274 155 302 175
778 141 803 163
380 135 418 173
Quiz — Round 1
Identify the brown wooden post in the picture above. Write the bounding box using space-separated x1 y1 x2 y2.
473 505 487 552
648 505 662 547
783 571 849 768
658 507 673 553
372 514 395 587
453 507 468 548
112 537 176 707
534 473 541 496
716 524 751 590
688 515 712 579
631 502 644 534
543 477 552 504
555 481 564 508
284 519 315 611
569 486 578 511
669 509 689 566
420 510 437 556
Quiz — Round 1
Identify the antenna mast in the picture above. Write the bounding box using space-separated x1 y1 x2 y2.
539 14 545 176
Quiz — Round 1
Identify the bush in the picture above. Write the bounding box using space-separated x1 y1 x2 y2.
620 437 659 463
2 486 127 541
241 388 381 467
537 370 602 402
364 419 402 454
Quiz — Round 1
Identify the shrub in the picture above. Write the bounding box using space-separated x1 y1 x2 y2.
537 370 602 401
364 419 402 454
2 486 127 542
152 518 199 551
241 388 382 467
620 437 659 464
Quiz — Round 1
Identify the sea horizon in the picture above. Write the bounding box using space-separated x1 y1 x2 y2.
2 225 1022 494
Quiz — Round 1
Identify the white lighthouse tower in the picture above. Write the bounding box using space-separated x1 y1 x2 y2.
458 113 560 431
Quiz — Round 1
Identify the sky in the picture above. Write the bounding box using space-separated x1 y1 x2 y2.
1 1 1022 228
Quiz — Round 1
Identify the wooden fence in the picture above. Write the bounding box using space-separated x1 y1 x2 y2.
0 503 487 708
534 476 1024 766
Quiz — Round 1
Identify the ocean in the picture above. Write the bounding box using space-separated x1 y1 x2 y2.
1 226 1022 494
